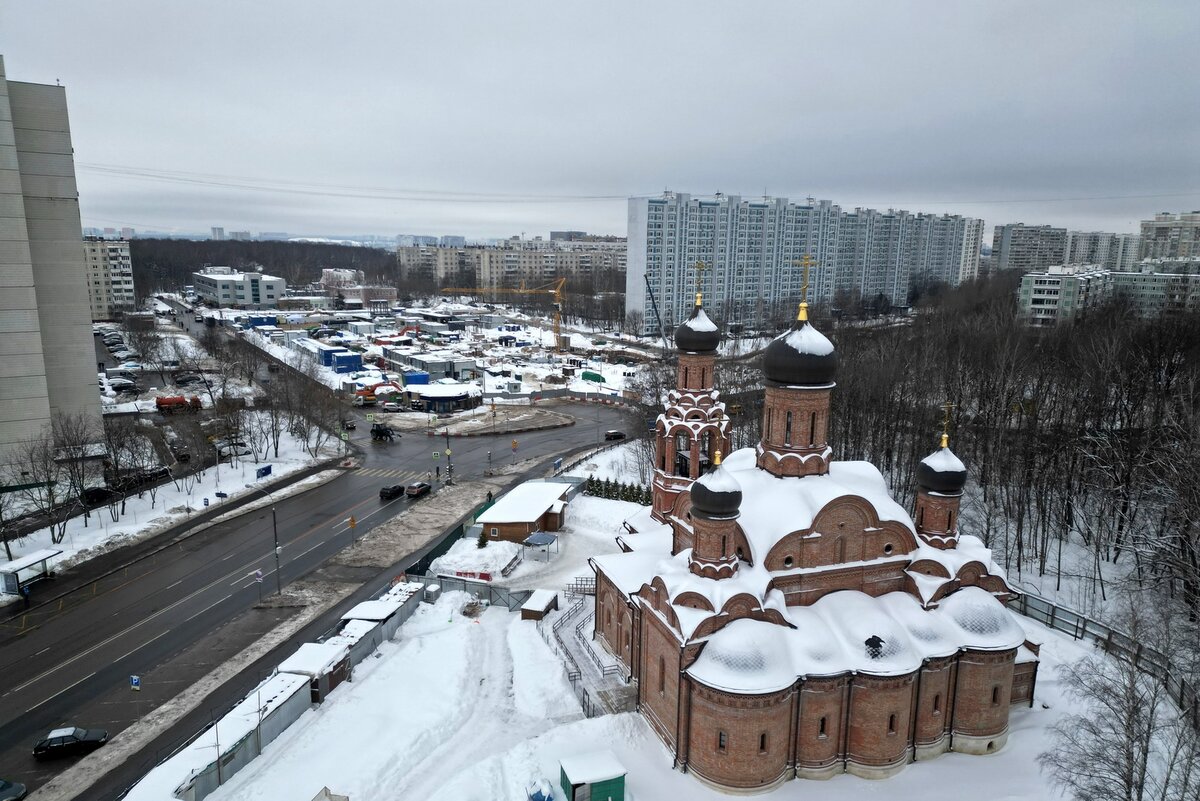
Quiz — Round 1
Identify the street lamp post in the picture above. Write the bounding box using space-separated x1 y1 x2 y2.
249 486 282 595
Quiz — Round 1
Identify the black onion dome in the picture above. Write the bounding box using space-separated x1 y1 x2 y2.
690 464 742 518
674 303 721 353
763 318 837 386
916 440 968 494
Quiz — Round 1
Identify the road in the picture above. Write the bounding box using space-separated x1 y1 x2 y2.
0 309 636 794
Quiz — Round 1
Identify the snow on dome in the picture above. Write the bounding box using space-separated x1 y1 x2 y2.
921 447 966 474
682 307 718 332
695 465 741 495
689 618 798 693
781 321 834 356
938 587 1025 646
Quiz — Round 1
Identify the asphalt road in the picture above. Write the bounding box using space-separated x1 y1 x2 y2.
0 312 637 793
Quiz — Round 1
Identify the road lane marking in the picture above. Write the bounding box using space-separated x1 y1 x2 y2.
24 670 96 714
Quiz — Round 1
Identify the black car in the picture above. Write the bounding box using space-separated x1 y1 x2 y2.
79 487 120 507
33 726 108 760
604 430 627 441
0 778 27 801
379 484 404 500
342 419 356 431
405 482 432 498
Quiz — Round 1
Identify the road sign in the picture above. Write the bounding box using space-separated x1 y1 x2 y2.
348 516 357 529
511 439 518 451
433 451 440 459
340 432 349 440
203 497 209 507
256 465 272 479
130 675 141 691
215 491 228 499
445 448 451 457
366 413 375 422
254 569 264 583
553 457 563 470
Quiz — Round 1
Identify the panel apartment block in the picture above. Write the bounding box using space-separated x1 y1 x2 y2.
0 55 101 464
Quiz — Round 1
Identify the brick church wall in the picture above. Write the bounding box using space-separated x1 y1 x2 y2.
685 681 794 791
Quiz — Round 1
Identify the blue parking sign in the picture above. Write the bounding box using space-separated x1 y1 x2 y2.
130 675 141 691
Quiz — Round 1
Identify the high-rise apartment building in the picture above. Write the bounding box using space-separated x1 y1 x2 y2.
0 55 102 464
626 193 982 333
83 237 135 320
396 241 627 289
992 223 1068 272
1018 264 1200 326
1063 231 1142 271
210 226 225 241
1140 212 1200 260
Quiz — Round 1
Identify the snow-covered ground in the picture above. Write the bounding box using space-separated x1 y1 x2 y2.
1 413 341 583
197 590 1085 801
564 441 649 485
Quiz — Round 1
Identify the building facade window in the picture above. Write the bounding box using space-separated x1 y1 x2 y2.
717 731 727 752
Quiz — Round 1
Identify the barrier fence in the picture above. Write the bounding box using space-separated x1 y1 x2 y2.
1007 592 1199 728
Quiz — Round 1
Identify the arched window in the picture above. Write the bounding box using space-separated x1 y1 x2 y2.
683 367 689 386
818 716 827 738
992 686 1000 705
888 714 897 735
717 731 727 752
658 657 665 695
933 693 941 715
766 409 772 439
720 535 726 554
948 510 955 530
810 411 816 445
759 732 768 753
917 506 924 527
785 411 793 445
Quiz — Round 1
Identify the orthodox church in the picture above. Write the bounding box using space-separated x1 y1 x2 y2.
590 290 1039 792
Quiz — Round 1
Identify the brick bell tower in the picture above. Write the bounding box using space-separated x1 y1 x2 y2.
687 451 742 579
913 428 968 550
651 286 731 524
756 259 837 478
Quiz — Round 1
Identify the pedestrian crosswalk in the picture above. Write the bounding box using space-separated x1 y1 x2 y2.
355 467 429 480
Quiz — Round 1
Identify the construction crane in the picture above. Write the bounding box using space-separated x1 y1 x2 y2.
441 277 568 352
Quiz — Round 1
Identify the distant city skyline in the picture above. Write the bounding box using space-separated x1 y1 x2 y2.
3 2 1195 240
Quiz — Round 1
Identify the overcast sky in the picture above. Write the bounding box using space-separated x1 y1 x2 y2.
2 1 1197 240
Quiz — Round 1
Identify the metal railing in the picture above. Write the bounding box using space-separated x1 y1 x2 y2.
573 610 625 678
1008 592 1199 728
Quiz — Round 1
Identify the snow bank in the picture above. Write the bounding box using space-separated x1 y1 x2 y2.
506 616 577 719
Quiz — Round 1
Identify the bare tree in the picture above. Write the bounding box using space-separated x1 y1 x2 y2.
51 411 100 528
16 430 71 544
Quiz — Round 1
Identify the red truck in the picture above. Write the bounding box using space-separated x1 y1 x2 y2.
156 395 202 414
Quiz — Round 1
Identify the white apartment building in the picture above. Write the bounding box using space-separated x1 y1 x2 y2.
626 193 982 333
1018 264 1200 326
83 237 135 320
0 55 102 465
1063 231 1142 271
192 266 286 308
1141 211 1200 259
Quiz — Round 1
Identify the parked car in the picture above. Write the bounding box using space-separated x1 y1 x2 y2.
341 419 356 430
0 778 27 800
217 443 251 458
107 378 138 392
379 484 404 500
175 374 204 386
112 467 171 493
194 314 203 322
381 402 402 413
32 726 108 760
604 430 627 441
79 487 120 507
405 482 432 498
117 362 144 370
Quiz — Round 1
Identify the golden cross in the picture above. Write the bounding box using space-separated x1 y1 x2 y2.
940 401 956 447
791 255 817 321
690 261 709 306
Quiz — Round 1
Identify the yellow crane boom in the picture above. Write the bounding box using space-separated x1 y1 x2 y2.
441 277 567 352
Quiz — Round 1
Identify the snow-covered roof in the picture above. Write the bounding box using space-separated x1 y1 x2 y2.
681 308 717 332
921 447 966 473
410 383 483 399
777 321 834 356
477 482 572 524
342 599 405 622
688 588 1025 692
720 447 914 564
521 589 557 612
279 641 350 678
694 464 740 494
0 548 64 573
560 750 626 784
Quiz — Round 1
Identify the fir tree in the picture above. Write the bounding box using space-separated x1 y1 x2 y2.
477 527 489 549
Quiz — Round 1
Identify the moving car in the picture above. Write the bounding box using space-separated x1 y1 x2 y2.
341 419 356 430
379 484 404 500
405 482 432 498
0 778 26 800
32 726 108 760
604 430 627 441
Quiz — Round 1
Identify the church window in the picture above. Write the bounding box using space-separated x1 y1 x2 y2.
810 411 816 445
683 367 689 386
917 506 924 527
766 410 772 439
992 686 1001 705
759 732 768 753
736 547 745 561
717 731 727 752
883 542 894 555
658 657 665 695
948 510 955 530
836 538 846 562
721 535 726 554
818 716 827 738
785 411 793 445
933 693 942 715
783 555 794 568
888 714 897 735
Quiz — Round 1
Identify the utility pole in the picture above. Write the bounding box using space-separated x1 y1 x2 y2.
249 486 283 595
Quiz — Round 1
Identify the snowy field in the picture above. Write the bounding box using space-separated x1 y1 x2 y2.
198 591 1084 801
564 441 650 485
1 413 341 583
